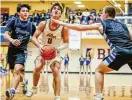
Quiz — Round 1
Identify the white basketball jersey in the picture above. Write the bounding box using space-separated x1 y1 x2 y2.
39 20 63 48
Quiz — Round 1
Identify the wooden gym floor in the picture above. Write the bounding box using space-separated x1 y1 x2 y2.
0 72 132 100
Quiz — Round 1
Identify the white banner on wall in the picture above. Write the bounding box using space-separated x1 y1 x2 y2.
81 30 103 39
69 29 81 50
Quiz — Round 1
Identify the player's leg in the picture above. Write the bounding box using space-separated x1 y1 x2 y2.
26 56 45 97
33 56 44 87
6 64 24 100
5 52 16 100
94 53 126 100
95 63 113 93
86 65 88 75
80 65 82 74
94 63 113 100
66 64 69 74
64 65 66 74
83 65 85 75
50 61 61 100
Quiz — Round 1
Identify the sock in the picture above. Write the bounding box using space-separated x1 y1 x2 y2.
10 88 15 95
0 63 3 67
33 86 38 89
54 96 60 99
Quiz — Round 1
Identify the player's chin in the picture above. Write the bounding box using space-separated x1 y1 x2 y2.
22 17 28 20
23 16 28 19
52 15 60 19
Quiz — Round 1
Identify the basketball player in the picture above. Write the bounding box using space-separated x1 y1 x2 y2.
25 3 68 100
64 53 69 74
4 4 36 99
52 6 132 100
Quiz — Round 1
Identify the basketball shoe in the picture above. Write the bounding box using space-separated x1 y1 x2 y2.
94 93 104 100
25 86 38 97
6 89 15 100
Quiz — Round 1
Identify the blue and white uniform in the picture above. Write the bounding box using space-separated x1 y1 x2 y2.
101 19 132 70
64 56 69 66
79 57 85 66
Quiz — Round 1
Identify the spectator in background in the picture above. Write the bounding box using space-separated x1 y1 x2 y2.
81 9 90 25
81 16 89 25
79 54 85 74
33 10 40 25
64 53 69 74
68 10 76 24
40 10 46 21
45 9 51 20
1 10 9 26
89 15 95 24
90 9 97 19
82 8 90 16
97 10 102 17
3 10 9 22
76 9 82 24
96 14 101 23
76 9 82 18
85 52 91 75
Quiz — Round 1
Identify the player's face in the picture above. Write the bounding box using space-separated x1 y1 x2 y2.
51 6 62 19
18 7 29 21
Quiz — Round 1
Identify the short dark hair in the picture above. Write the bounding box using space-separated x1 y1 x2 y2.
104 6 116 18
17 4 31 12
50 2 64 14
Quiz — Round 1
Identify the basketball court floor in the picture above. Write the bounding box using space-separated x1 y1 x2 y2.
0 71 132 100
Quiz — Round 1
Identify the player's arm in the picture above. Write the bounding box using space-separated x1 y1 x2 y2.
4 31 14 43
31 21 45 51
128 28 132 40
57 27 69 52
52 19 100 31
4 19 21 46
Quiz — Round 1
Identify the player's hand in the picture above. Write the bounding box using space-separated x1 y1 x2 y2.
39 45 44 54
55 47 60 54
11 39 21 47
52 18 63 25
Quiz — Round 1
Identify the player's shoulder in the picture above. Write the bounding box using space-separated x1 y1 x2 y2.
6 17 16 25
37 21 47 30
38 21 46 26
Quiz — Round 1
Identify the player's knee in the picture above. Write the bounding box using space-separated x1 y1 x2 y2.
14 67 21 75
54 67 60 74
35 66 43 73
51 62 60 75
95 67 105 74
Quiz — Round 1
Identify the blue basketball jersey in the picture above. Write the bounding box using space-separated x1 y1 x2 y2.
101 19 132 55
6 18 36 50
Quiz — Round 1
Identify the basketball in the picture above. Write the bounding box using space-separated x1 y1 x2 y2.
41 45 56 60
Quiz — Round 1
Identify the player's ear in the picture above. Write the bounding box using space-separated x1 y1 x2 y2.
105 13 109 18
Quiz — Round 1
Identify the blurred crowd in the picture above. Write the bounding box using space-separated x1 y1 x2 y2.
1 8 132 26
0 9 51 26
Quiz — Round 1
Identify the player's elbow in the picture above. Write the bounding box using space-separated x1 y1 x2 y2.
75 27 85 31
3 32 8 40
32 35 37 42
